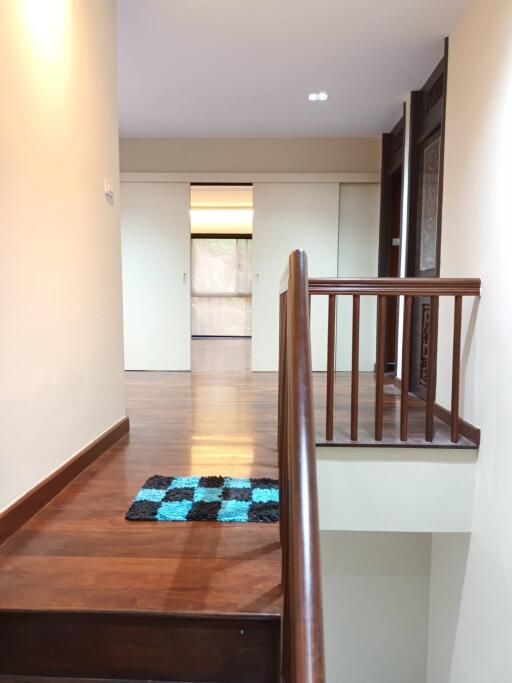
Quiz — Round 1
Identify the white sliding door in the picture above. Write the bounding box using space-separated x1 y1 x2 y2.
121 182 191 370
252 183 340 371
336 184 380 371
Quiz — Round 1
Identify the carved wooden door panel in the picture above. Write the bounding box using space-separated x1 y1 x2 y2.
410 132 442 398
406 42 447 399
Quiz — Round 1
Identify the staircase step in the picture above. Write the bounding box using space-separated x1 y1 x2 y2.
1 678 193 682
0 678 223 682
0 610 280 683
0 678 224 682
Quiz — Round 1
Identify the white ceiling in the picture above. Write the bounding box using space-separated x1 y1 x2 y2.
117 0 470 138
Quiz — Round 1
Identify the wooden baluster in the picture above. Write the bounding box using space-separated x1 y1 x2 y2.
278 292 287 551
326 295 336 441
451 295 462 442
375 296 387 441
425 296 439 442
351 295 360 441
400 296 413 441
278 292 287 456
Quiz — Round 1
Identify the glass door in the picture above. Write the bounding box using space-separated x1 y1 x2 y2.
191 238 252 337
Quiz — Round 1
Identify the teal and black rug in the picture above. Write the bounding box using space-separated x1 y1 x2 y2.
126 475 279 523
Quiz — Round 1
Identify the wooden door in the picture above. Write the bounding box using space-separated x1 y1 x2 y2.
378 114 405 373
407 42 448 398
121 182 191 371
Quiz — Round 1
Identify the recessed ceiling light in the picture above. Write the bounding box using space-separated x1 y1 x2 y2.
308 92 328 102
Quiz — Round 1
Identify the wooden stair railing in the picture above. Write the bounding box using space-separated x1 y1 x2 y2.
278 250 325 683
309 277 481 445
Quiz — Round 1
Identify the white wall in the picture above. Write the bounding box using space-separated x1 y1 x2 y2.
121 182 191 371
317 447 476 533
119 137 381 173
252 183 340 371
0 0 125 512
426 534 471 683
426 0 512 680
322 531 431 683
336 184 381 371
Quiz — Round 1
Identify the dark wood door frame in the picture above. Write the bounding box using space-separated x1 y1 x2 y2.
406 38 449 398
378 109 406 373
405 39 449 279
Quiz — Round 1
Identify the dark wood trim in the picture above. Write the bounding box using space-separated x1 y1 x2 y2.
0 609 279 682
393 377 480 447
309 277 481 296
405 89 422 278
0 417 129 546
191 232 252 239
405 40 449 279
191 182 253 186
436 37 449 274
378 109 405 278
433 402 480 447
316 436 477 449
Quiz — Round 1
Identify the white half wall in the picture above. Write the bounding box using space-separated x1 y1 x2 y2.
252 183 340 371
0 0 125 512
336 184 381 371
121 182 191 371
317 447 477 533
425 0 512 681
322 531 431 683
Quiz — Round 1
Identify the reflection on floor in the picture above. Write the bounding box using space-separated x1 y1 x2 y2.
192 336 251 373
0 337 282 617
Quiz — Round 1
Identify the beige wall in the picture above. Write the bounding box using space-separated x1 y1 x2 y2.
322 531 430 683
427 0 512 680
119 137 381 173
0 0 125 512
336 184 381 371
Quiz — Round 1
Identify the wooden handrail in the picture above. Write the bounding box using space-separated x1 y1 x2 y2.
310 275 481 445
309 277 481 296
278 250 325 683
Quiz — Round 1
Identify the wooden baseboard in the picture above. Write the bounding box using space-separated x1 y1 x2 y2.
433 403 480 447
0 416 129 546
391 377 479 446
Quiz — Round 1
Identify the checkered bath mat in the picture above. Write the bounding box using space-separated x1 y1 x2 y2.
126 475 280 523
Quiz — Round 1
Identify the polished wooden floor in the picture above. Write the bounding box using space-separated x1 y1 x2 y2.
0 339 282 617
0 338 467 619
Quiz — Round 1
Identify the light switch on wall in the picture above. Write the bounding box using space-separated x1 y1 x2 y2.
104 178 114 201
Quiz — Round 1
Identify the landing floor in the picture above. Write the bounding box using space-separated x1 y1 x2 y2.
0 339 281 616
0 338 467 618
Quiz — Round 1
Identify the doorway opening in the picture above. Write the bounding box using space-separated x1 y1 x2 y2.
190 184 253 370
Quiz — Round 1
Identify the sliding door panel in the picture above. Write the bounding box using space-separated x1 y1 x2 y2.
121 182 190 370
252 183 340 371
336 184 381 371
